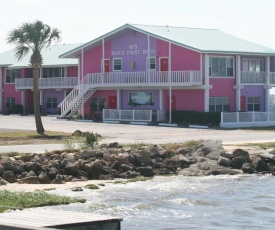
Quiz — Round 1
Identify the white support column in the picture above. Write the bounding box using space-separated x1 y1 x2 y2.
159 89 163 111
200 53 203 83
81 48 84 118
117 89 121 109
21 91 25 114
102 38 105 73
147 34 150 82
204 54 210 112
63 90 67 99
78 57 80 83
64 66 68 78
236 55 241 111
265 56 270 111
0 67 2 113
168 42 172 123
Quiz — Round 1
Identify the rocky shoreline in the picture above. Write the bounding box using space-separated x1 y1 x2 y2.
0 139 274 186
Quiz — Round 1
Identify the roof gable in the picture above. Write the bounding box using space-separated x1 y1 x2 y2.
61 23 275 58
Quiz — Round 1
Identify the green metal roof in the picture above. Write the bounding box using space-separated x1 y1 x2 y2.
0 43 82 68
61 24 275 58
129 24 275 54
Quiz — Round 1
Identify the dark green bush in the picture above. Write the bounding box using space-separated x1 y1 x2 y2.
9 104 23 114
172 110 221 126
84 131 98 148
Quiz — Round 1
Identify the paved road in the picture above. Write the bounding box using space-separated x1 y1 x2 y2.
0 115 274 153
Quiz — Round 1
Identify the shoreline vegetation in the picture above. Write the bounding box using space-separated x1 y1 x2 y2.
0 130 275 213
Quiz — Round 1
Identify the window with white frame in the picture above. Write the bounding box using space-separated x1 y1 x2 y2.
6 69 20 83
147 57 156 70
209 97 230 112
209 57 233 77
90 98 106 111
46 98 57 109
242 59 262 72
5 97 15 109
247 96 260 111
113 58 122 71
43 67 65 78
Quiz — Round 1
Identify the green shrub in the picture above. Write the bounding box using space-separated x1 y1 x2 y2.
172 110 221 126
84 132 98 148
9 104 23 114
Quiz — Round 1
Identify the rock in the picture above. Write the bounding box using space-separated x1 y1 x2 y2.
52 174 65 184
179 156 190 168
79 149 103 159
84 160 103 179
99 174 114 180
253 158 268 172
24 162 40 172
20 176 40 184
119 171 139 179
0 179 9 185
163 156 179 172
65 162 79 175
2 160 24 174
48 167 58 180
48 160 61 169
231 156 246 169
0 165 4 176
137 166 154 177
119 164 134 173
153 168 170 175
64 175 74 182
109 148 120 155
2 171 16 183
25 170 37 177
218 157 231 167
242 163 255 174
109 142 119 148
71 176 88 182
39 172 51 184
72 130 82 136
72 187 83 192
259 151 275 162
232 149 251 162
133 151 152 166
197 140 225 159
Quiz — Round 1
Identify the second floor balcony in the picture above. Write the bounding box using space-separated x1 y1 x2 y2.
15 77 78 90
15 70 202 91
240 71 275 84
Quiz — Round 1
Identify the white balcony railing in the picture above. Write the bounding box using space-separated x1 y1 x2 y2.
240 71 266 83
103 109 167 122
270 72 275 84
85 70 202 87
15 77 78 90
220 111 275 128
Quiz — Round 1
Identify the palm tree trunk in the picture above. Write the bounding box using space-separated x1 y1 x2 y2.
33 67 45 134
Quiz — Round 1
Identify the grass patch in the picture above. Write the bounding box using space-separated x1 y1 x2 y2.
128 142 147 149
240 142 275 149
0 130 85 146
163 140 202 151
0 190 85 213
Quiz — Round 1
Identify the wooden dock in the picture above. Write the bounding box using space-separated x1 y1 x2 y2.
0 209 122 230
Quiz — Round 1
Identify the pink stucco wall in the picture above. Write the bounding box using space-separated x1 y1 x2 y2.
80 41 111 78
68 66 78 77
156 39 201 71
210 78 236 111
164 89 205 112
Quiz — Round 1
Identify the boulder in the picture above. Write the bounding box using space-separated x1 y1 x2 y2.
137 166 154 177
24 162 40 173
64 162 79 175
52 174 65 184
2 160 24 174
231 156 246 169
99 174 114 180
218 157 231 167
39 172 51 184
253 158 268 172
0 165 4 176
119 171 139 179
20 176 40 184
2 171 16 183
242 163 255 174
133 151 152 166
84 160 103 179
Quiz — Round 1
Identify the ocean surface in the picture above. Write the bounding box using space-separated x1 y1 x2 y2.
39 175 275 230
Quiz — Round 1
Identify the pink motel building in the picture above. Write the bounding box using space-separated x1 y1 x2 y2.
1 24 275 125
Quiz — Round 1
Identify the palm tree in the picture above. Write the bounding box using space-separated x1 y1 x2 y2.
7 20 61 134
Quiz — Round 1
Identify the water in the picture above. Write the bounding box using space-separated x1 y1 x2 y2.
39 175 275 229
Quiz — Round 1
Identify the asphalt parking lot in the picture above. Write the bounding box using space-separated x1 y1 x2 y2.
0 115 274 147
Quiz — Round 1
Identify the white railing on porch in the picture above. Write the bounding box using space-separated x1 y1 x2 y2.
241 71 266 83
270 72 275 84
220 111 275 128
103 109 167 122
86 70 202 87
15 77 78 90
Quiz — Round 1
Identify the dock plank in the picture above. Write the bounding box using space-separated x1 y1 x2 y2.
0 209 122 229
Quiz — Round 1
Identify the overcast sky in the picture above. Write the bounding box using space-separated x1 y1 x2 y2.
1 0 275 93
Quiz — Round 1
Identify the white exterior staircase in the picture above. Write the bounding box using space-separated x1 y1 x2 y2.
58 74 96 118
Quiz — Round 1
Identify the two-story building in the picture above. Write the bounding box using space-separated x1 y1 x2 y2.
58 24 275 123
0 44 81 115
